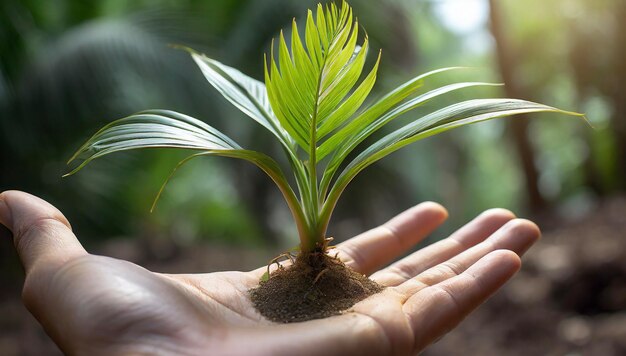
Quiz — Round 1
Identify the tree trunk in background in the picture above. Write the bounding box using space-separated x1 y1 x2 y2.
488 0 546 211
611 2 626 191
568 26 605 195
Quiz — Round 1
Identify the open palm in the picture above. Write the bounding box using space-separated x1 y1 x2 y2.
1 191 539 355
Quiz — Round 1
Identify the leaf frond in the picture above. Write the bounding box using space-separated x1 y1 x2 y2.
319 99 585 230
264 1 378 155
64 110 310 243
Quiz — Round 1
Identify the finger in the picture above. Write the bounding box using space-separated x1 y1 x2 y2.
395 218 540 295
0 190 87 273
371 208 515 285
404 250 521 352
336 202 448 275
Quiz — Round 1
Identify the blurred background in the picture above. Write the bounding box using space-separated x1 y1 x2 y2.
1 0 624 354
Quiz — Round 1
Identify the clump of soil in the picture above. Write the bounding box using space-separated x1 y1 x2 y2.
250 251 384 323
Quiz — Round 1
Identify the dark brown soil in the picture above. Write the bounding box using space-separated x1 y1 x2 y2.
249 251 384 323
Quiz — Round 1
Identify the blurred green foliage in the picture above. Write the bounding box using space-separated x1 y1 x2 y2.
1 0 622 248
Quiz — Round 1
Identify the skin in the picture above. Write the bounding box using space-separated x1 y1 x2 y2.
0 190 540 356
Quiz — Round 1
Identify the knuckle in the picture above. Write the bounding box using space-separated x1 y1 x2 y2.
389 264 415 281
432 284 462 311
432 262 460 279
420 267 447 286
440 260 464 276
379 225 404 250
14 217 67 251
21 268 45 310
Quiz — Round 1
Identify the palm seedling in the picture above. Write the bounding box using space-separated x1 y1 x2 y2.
66 2 582 322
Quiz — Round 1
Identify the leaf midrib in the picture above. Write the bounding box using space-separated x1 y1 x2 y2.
306 18 348 221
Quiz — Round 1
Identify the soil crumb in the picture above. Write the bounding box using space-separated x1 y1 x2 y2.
250 252 384 323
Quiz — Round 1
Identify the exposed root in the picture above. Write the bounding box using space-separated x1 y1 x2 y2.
265 251 297 280
312 268 330 285
250 250 384 323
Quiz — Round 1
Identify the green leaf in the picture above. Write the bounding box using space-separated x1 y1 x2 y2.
261 1 385 250
320 99 585 226
318 50 381 138
66 110 239 174
188 50 296 151
264 1 378 155
65 110 310 244
187 48 309 212
317 67 471 161
66 1 585 255
318 81 501 197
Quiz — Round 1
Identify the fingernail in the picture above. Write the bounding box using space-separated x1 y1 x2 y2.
0 198 13 232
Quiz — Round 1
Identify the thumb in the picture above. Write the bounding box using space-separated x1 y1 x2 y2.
0 190 86 273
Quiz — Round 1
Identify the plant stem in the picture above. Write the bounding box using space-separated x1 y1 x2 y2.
303 112 320 253
301 53 328 253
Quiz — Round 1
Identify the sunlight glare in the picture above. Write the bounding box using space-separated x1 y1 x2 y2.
433 0 489 34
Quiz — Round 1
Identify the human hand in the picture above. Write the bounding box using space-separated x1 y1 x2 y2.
0 190 539 355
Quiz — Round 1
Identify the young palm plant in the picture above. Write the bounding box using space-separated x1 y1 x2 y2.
67 2 581 322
